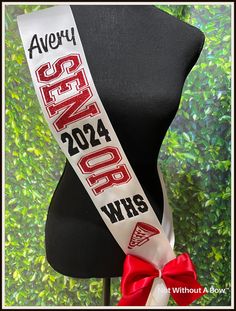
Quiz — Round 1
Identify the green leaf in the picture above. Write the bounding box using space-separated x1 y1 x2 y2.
182 153 196 161
205 199 214 207
183 132 191 142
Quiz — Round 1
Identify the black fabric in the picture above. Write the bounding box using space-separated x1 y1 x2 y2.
45 5 205 278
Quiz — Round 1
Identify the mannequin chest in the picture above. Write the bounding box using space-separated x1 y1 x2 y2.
73 7 191 108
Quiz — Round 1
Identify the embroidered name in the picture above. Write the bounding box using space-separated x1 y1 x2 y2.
28 27 76 59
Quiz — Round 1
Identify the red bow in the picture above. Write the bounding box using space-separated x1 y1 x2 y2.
118 253 205 306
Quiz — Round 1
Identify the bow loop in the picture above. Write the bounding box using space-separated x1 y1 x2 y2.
162 253 197 279
120 255 158 294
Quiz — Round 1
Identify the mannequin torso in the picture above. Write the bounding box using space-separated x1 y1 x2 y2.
45 5 205 278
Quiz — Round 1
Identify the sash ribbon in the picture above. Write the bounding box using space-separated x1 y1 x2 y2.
118 253 205 306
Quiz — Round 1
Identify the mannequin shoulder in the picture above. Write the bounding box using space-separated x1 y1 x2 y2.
144 6 205 75
148 6 205 51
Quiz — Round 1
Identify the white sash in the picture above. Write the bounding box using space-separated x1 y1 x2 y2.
17 5 176 306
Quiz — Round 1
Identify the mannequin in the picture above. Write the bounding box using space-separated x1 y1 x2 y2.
45 5 205 278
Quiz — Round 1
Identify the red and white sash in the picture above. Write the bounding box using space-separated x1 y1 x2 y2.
17 5 205 306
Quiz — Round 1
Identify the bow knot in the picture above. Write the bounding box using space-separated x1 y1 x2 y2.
118 253 205 306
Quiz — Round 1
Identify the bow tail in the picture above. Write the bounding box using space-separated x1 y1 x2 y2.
118 285 153 306
163 276 205 306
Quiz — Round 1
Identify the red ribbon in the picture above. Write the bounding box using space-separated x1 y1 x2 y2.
118 253 205 306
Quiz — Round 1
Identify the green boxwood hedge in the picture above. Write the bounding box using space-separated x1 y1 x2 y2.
4 4 231 306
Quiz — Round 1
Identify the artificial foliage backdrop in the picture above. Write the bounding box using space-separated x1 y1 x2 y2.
4 4 231 306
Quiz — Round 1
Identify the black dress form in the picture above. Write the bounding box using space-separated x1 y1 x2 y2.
45 5 205 278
